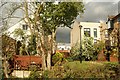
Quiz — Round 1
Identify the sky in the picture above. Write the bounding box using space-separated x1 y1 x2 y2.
78 1 119 22
56 1 119 43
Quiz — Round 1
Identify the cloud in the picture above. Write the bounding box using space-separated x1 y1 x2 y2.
56 27 71 43
77 2 118 22
118 1 120 13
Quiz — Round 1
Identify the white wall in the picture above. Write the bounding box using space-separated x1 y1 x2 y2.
5 20 31 41
71 21 80 46
80 22 101 41
71 21 101 47
57 43 71 50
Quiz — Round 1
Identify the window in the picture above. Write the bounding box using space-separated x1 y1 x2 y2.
84 28 90 37
110 20 114 28
108 20 114 29
22 24 28 30
62 48 64 50
94 28 97 38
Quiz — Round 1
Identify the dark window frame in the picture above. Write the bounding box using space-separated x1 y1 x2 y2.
84 28 91 37
22 24 28 30
94 28 97 38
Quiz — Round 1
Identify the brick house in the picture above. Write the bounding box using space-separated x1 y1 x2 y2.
106 13 120 62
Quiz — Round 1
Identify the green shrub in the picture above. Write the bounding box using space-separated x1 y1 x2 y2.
52 52 64 65
29 71 41 79
28 61 120 79
66 57 74 62
103 62 120 79
42 70 49 78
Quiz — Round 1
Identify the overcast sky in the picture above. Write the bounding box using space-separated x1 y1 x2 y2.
78 2 118 22
56 1 119 43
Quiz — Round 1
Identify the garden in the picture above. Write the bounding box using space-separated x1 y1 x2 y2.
1 2 120 79
29 61 120 79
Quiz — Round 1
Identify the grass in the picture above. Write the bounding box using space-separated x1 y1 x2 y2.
47 61 120 78
63 61 103 70
28 61 120 79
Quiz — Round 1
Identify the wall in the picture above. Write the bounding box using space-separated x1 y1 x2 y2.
71 21 101 47
71 21 80 46
80 22 100 40
57 43 71 50
5 20 31 41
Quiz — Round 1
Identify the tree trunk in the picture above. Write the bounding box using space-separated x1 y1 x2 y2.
46 32 56 70
51 32 56 54
41 33 47 70
3 56 9 78
42 52 47 70
47 51 51 70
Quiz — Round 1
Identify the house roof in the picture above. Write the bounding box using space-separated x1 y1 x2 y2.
106 13 120 23
112 13 120 20
1 34 16 42
108 13 120 21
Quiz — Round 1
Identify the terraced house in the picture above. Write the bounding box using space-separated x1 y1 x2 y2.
106 13 120 62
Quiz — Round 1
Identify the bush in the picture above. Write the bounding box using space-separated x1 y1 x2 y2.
52 52 64 65
66 57 73 62
42 70 49 78
28 61 120 79
28 66 42 79
103 62 120 79
29 71 41 79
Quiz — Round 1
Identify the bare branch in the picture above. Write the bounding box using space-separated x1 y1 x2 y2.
0 2 7 8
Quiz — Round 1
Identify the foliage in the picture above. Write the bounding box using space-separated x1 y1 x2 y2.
94 41 105 53
82 37 95 60
28 64 43 79
70 37 98 61
52 52 64 65
29 70 42 79
71 42 80 56
19 43 27 55
2 35 17 78
27 34 37 55
39 61 120 79
39 2 84 32
107 47 118 57
66 57 74 62
70 37 107 61
2 35 16 57
42 70 50 78
1 2 85 70
13 28 25 39
103 62 120 79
